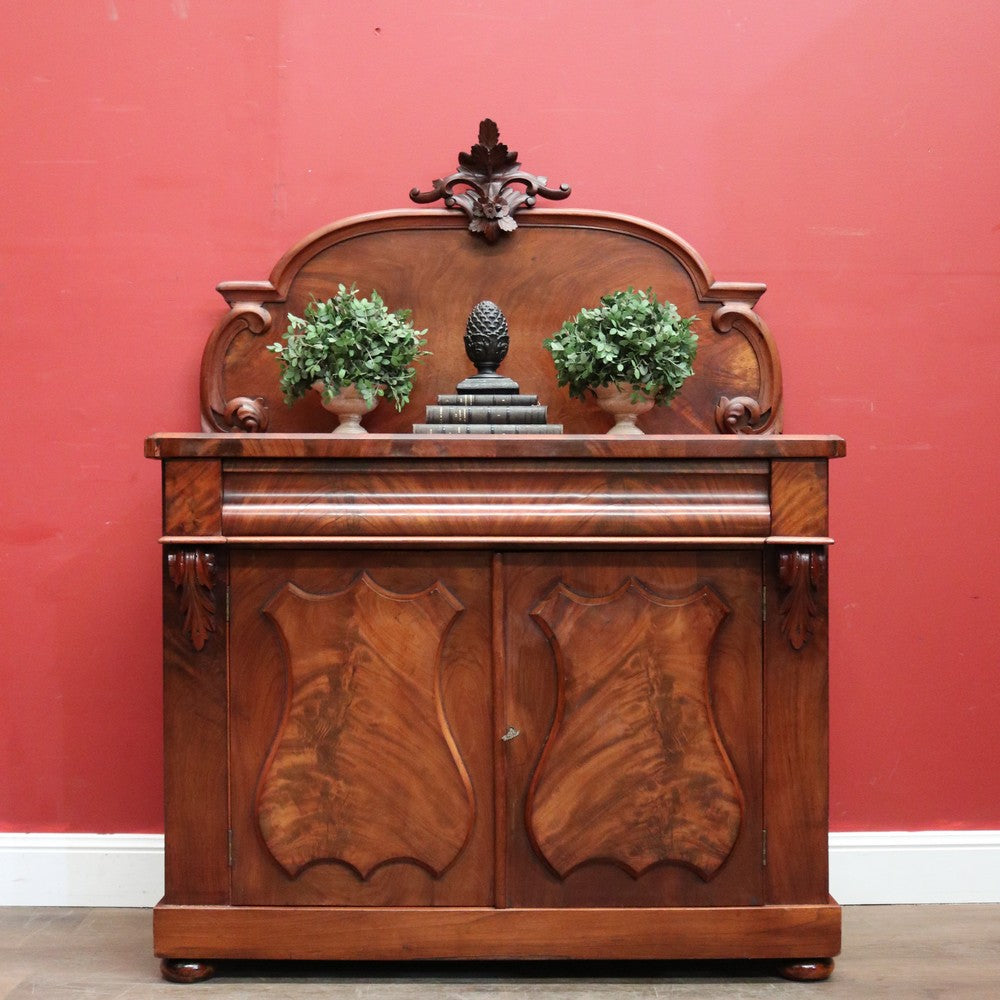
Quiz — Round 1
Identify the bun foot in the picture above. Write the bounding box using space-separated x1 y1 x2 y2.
777 958 835 981
160 958 216 983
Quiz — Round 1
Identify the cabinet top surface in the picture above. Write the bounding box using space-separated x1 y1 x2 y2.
145 433 845 462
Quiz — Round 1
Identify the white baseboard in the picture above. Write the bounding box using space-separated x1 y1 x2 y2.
1 831 998 907
828 830 1000 904
0 834 164 907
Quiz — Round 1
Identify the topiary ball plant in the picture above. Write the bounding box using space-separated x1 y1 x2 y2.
543 287 698 406
267 283 430 412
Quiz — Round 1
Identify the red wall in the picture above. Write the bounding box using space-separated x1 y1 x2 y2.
3 1 998 833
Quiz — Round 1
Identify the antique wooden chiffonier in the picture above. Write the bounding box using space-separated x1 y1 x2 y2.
146 126 844 983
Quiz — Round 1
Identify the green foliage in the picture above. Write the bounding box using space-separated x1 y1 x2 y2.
267 284 430 411
542 288 698 406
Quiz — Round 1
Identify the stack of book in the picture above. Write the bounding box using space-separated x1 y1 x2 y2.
415 299 563 434
412 391 563 434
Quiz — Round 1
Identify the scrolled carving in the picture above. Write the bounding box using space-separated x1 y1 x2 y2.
715 395 772 435
778 549 824 650
201 302 273 432
168 549 217 651
222 395 269 432
409 119 571 243
711 303 782 434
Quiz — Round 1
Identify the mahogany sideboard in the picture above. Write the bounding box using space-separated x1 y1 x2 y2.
147 432 843 982
146 153 844 982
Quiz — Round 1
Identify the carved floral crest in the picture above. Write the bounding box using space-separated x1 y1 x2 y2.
410 119 571 242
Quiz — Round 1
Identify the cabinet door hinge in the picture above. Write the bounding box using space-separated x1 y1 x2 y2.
762 828 768 867
227 829 234 867
762 585 767 623
225 586 231 624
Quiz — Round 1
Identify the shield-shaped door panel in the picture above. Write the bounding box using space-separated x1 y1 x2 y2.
229 550 493 906
501 551 763 908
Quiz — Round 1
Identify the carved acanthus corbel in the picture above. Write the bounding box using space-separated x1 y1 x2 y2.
777 549 824 650
168 549 217 651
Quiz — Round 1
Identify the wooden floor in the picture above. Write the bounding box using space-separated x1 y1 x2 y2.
0 905 997 998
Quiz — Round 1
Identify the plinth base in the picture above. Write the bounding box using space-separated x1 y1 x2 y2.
456 374 521 394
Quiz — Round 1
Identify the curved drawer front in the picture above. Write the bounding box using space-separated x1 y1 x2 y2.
220 459 770 539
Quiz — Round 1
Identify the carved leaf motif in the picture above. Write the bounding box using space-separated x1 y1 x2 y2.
168 549 216 651
410 119 571 242
458 117 519 176
528 579 743 881
478 117 500 149
778 550 824 650
257 574 473 880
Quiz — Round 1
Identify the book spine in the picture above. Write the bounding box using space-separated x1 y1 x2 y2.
425 406 548 425
434 395 538 407
412 424 563 435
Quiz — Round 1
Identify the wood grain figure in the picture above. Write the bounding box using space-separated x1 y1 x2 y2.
527 579 741 881
256 574 473 880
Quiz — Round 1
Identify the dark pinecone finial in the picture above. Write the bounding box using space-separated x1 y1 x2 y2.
464 301 509 376
456 300 519 394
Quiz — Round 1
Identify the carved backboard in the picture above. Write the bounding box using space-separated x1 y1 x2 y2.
201 126 782 436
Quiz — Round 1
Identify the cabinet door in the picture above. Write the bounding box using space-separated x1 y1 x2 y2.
500 551 763 907
229 550 494 906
